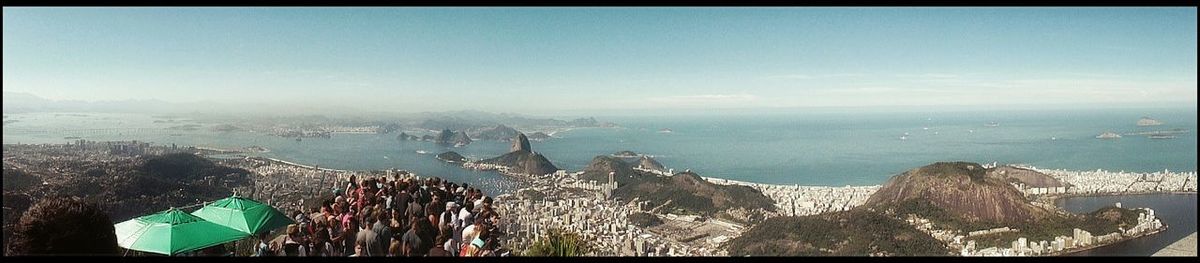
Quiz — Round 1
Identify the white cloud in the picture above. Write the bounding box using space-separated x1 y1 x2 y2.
767 73 864 80
645 94 761 107
893 73 961 79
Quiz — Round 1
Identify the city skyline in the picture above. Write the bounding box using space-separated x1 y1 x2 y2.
3 7 1197 115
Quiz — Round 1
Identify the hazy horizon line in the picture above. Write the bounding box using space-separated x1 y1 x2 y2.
4 91 1196 118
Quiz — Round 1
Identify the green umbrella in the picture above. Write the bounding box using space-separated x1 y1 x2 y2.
191 195 294 235
114 208 250 256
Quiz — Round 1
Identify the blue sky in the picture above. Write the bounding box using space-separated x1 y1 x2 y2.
3 7 1196 114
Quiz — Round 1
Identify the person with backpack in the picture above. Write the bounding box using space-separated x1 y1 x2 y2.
280 224 307 256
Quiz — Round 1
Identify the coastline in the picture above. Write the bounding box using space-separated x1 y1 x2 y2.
255 156 349 173
1056 226 1169 256
1040 191 1198 205
208 150 1194 257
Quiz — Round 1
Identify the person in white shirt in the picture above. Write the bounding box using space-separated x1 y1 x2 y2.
441 202 460 230
456 201 474 243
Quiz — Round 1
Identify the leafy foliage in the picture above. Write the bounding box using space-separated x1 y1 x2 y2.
725 209 950 256
522 228 593 257
966 206 1145 248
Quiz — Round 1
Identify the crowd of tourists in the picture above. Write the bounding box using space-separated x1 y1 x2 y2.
256 174 508 257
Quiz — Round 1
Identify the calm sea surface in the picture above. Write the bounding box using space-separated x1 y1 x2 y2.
4 107 1196 256
4 108 1195 190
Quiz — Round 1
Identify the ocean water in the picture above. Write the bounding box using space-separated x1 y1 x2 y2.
3 107 1196 192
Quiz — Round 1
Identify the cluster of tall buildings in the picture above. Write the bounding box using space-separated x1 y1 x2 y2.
491 168 732 256
705 177 880 217
1031 167 1199 194
958 206 1164 256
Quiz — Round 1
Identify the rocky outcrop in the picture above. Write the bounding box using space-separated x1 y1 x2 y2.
475 125 520 141
527 132 552 141
477 132 556 175
576 155 773 215
436 151 467 163
433 129 472 146
434 129 455 145
567 117 599 127
863 162 1053 224
479 151 559 176
637 156 666 172
396 132 420 141
986 166 1064 188
510 133 532 153
612 170 775 216
451 130 472 146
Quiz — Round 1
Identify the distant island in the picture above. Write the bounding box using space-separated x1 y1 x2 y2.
1096 132 1121 139
467 133 560 176
209 124 243 132
527 132 552 141
165 124 202 131
392 116 616 147
612 150 641 158
1136 117 1164 126
436 151 467 163
474 124 521 141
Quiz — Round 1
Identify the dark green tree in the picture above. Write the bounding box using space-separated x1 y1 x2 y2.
523 228 592 256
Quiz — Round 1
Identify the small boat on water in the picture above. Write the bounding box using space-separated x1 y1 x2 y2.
899 135 908 140
416 150 429 154
985 122 1000 127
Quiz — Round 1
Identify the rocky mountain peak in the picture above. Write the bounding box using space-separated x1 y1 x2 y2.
511 133 532 153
